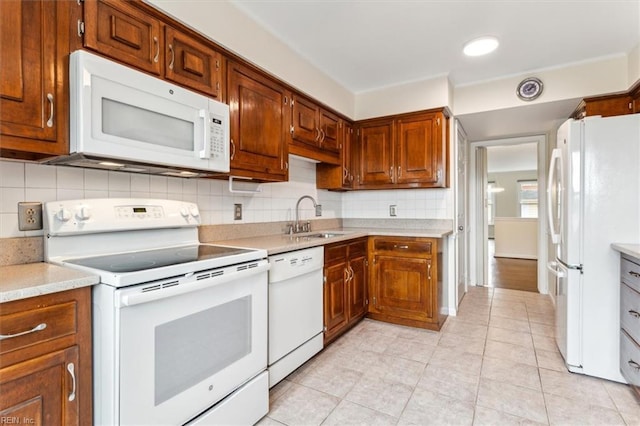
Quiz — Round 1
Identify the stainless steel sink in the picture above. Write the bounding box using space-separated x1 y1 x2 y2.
306 232 344 239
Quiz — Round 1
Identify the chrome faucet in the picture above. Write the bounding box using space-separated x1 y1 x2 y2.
292 195 321 233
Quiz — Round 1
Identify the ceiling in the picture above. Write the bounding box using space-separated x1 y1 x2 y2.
229 0 639 141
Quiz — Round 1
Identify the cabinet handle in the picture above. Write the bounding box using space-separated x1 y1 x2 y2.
168 44 175 70
436 169 442 182
389 166 394 180
349 266 355 281
67 363 77 402
344 268 349 282
153 36 159 63
427 263 432 280
320 128 325 143
629 310 640 319
343 167 349 181
315 128 321 142
629 359 640 370
46 93 54 127
284 96 288 105
394 244 409 249
398 166 401 177
230 139 236 160
629 270 640 278
0 322 47 341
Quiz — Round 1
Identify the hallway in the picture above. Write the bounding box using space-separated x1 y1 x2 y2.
488 239 538 292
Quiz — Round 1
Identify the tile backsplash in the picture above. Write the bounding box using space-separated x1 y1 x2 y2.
0 156 452 238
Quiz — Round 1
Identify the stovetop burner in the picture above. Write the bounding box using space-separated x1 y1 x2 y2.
65 244 253 273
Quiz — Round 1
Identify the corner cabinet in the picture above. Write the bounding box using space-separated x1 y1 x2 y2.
289 94 341 165
0 287 92 425
323 238 368 345
0 0 72 159
227 60 289 181
316 121 356 190
356 108 450 190
368 236 445 331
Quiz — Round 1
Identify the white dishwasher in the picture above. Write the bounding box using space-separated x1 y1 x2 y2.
268 246 324 387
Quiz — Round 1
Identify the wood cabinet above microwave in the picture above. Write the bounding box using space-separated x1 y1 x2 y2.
82 0 224 99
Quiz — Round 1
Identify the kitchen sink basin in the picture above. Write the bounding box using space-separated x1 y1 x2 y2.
306 232 348 239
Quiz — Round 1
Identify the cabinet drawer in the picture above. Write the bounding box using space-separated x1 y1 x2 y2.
347 239 367 257
325 243 347 264
622 256 640 293
373 239 432 255
620 329 640 387
621 283 640 344
0 301 77 356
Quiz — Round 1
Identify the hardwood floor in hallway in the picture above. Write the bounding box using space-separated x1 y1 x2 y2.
488 239 538 292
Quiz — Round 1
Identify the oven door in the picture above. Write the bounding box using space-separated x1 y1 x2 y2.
115 260 268 425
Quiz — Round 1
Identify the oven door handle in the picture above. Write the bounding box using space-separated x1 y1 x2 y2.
118 261 270 307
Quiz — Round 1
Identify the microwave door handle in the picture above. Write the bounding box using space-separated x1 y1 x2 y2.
199 109 211 159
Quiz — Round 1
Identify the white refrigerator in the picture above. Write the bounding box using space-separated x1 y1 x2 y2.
547 114 640 382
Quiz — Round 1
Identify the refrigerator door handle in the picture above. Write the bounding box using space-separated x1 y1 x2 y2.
547 148 562 244
547 261 566 278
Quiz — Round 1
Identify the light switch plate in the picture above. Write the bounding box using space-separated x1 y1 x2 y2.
234 204 242 220
389 205 397 217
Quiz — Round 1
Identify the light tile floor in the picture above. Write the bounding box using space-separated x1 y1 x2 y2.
260 286 640 426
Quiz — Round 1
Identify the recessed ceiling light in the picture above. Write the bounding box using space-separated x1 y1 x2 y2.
463 36 499 57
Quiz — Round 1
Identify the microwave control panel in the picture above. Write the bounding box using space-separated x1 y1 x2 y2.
209 114 225 159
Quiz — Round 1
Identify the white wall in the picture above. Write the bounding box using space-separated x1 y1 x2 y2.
341 188 450 220
454 55 629 116
0 157 341 238
147 0 355 117
354 75 453 119
629 43 640 87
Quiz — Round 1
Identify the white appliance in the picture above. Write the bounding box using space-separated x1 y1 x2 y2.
44 199 269 426
547 114 640 382
268 247 324 387
49 50 230 176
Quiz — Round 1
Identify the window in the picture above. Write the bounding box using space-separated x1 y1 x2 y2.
487 181 498 225
518 180 538 218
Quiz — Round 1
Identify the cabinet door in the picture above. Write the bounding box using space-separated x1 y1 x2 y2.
227 61 288 181
319 109 341 154
0 0 68 155
323 262 348 343
164 26 223 99
347 254 367 323
396 112 443 185
371 254 434 322
358 120 394 186
84 0 162 75
0 346 79 426
291 94 320 148
315 120 354 190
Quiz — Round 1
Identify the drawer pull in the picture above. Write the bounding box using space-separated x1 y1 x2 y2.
628 359 640 371
0 322 47 341
629 270 640 279
629 310 640 319
427 263 432 280
67 362 76 402
395 245 409 249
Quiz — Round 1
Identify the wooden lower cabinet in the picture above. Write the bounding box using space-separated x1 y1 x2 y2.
323 238 368 345
0 287 92 425
368 236 445 330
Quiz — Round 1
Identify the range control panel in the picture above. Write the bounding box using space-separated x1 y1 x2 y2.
44 199 200 236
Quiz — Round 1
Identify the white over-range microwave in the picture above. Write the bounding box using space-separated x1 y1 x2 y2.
49 50 230 176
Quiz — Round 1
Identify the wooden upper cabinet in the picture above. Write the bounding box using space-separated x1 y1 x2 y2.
396 112 444 185
289 94 341 164
0 0 71 159
83 0 162 75
358 119 394 186
571 93 634 119
227 60 288 181
316 120 355 190
164 26 223 99
355 108 449 190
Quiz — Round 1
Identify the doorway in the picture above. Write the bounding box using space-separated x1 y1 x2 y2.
468 135 548 294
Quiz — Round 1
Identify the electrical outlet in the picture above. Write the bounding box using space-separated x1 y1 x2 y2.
234 203 242 220
315 204 322 216
18 202 43 231
389 205 397 217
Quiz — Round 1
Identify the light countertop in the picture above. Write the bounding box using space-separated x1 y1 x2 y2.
214 227 453 255
612 243 640 260
0 263 99 304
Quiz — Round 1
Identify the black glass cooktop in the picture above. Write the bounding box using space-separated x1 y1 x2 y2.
65 244 253 273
